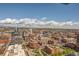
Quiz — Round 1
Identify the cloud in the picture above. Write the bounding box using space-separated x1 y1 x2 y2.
41 17 48 20
0 17 79 28
0 18 17 23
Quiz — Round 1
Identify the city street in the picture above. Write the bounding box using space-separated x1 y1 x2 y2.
5 44 26 56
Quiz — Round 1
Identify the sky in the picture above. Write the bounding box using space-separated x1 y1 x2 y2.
0 3 79 22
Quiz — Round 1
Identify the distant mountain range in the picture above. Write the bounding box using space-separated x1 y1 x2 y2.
0 18 79 29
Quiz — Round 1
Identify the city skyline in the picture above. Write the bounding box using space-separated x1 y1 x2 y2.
0 3 79 56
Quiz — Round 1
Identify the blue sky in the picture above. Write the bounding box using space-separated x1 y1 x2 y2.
0 3 79 21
